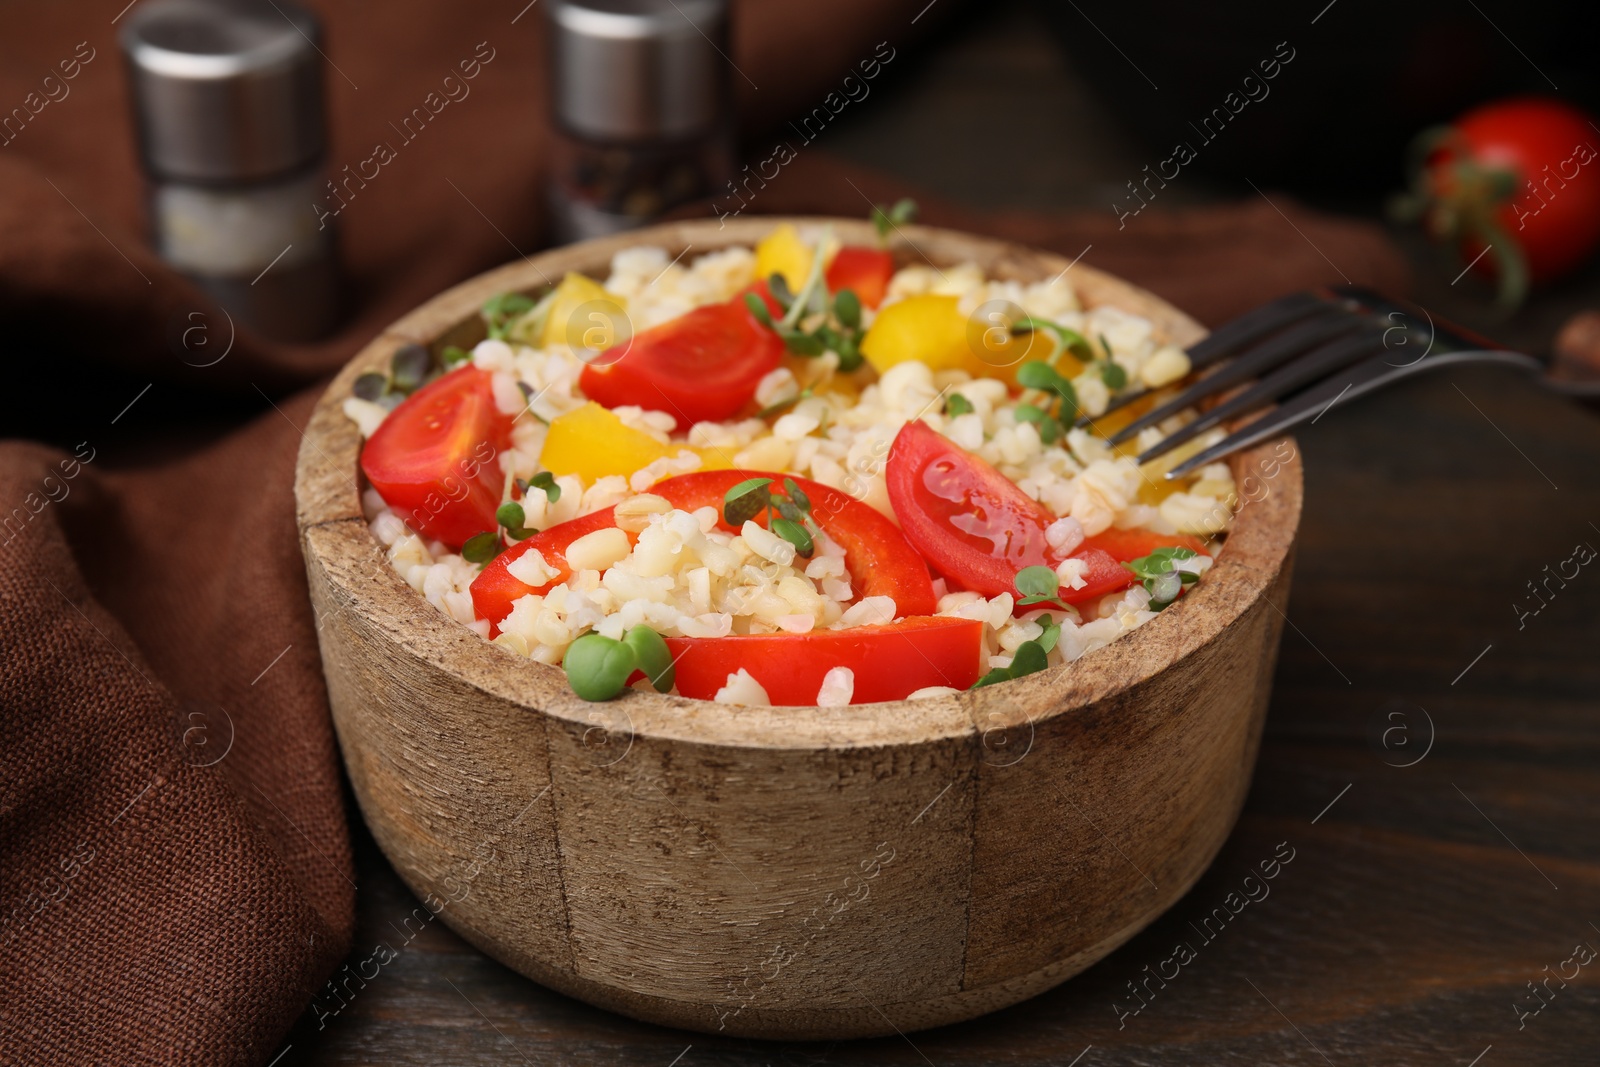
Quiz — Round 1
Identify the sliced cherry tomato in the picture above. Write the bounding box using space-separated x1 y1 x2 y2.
665 616 983 704
360 367 514 550
825 246 896 308
885 420 1210 610
578 297 783 428
471 469 937 629
885 419 1055 597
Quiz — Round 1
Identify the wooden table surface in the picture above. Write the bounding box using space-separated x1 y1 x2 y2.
282 5 1600 1063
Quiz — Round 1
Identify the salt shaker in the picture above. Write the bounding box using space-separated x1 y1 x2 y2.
120 0 342 342
545 0 734 244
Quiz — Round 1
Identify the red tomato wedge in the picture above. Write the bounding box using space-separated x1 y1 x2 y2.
665 616 983 704
885 419 1055 597
471 469 937 629
825 246 896 308
360 367 514 550
885 420 1210 609
578 297 783 428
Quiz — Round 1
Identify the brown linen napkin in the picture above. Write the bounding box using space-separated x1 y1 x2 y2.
0 3 1408 1064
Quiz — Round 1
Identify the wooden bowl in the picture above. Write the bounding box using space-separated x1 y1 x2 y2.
294 218 1300 1039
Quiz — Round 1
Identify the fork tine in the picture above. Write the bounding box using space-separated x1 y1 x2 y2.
1136 328 1385 464
1104 307 1361 446
1183 290 1329 367
1076 291 1330 428
1162 345 1544 479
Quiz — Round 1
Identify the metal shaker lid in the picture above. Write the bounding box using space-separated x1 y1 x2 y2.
120 0 326 183
547 0 729 142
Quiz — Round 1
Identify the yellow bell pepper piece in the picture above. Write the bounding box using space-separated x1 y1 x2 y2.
539 402 728 484
860 294 1005 378
754 224 814 293
538 272 628 351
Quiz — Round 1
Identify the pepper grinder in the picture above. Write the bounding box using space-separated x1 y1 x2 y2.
120 0 343 342
545 0 734 244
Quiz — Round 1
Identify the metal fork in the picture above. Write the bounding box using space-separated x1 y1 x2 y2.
1091 286 1600 480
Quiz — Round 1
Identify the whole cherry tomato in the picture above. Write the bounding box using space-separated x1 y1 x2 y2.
1404 97 1600 306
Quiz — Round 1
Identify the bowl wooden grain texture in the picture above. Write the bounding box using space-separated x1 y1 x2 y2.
293 218 1301 1040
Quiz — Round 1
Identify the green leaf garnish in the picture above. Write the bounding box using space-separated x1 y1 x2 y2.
1012 403 1062 443
623 626 674 693
482 292 537 341
461 531 503 565
1014 565 1060 606
441 344 473 368
767 273 795 308
723 477 774 527
1123 546 1201 609
785 332 825 357
352 372 388 402
1036 614 1061 654
390 344 429 393
770 516 814 558
969 667 1012 691
945 393 974 417
1010 640 1048 678
526 471 561 503
834 337 864 372
1098 360 1128 390
744 291 774 328
496 501 534 540
833 289 862 329
563 632 637 702
871 198 919 242
1011 316 1093 362
782 478 811 515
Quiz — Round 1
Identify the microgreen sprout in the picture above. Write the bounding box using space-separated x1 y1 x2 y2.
522 470 561 504
461 531 503 565
969 564 1080 691
970 612 1059 690
1014 565 1060 606
623 626 675 693
722 477 775 526
1123 546 1201 609
770 517 814 557
721 476 820 557
945 393 974 417
496 502 534 540
1014 360 1079 436
871 197 918 243
1011 316 1093 364
353 343 452 409
745 225 868 372
441 344 473 368
481 292 537 341
1095 333 1129 390
562 626 675 701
